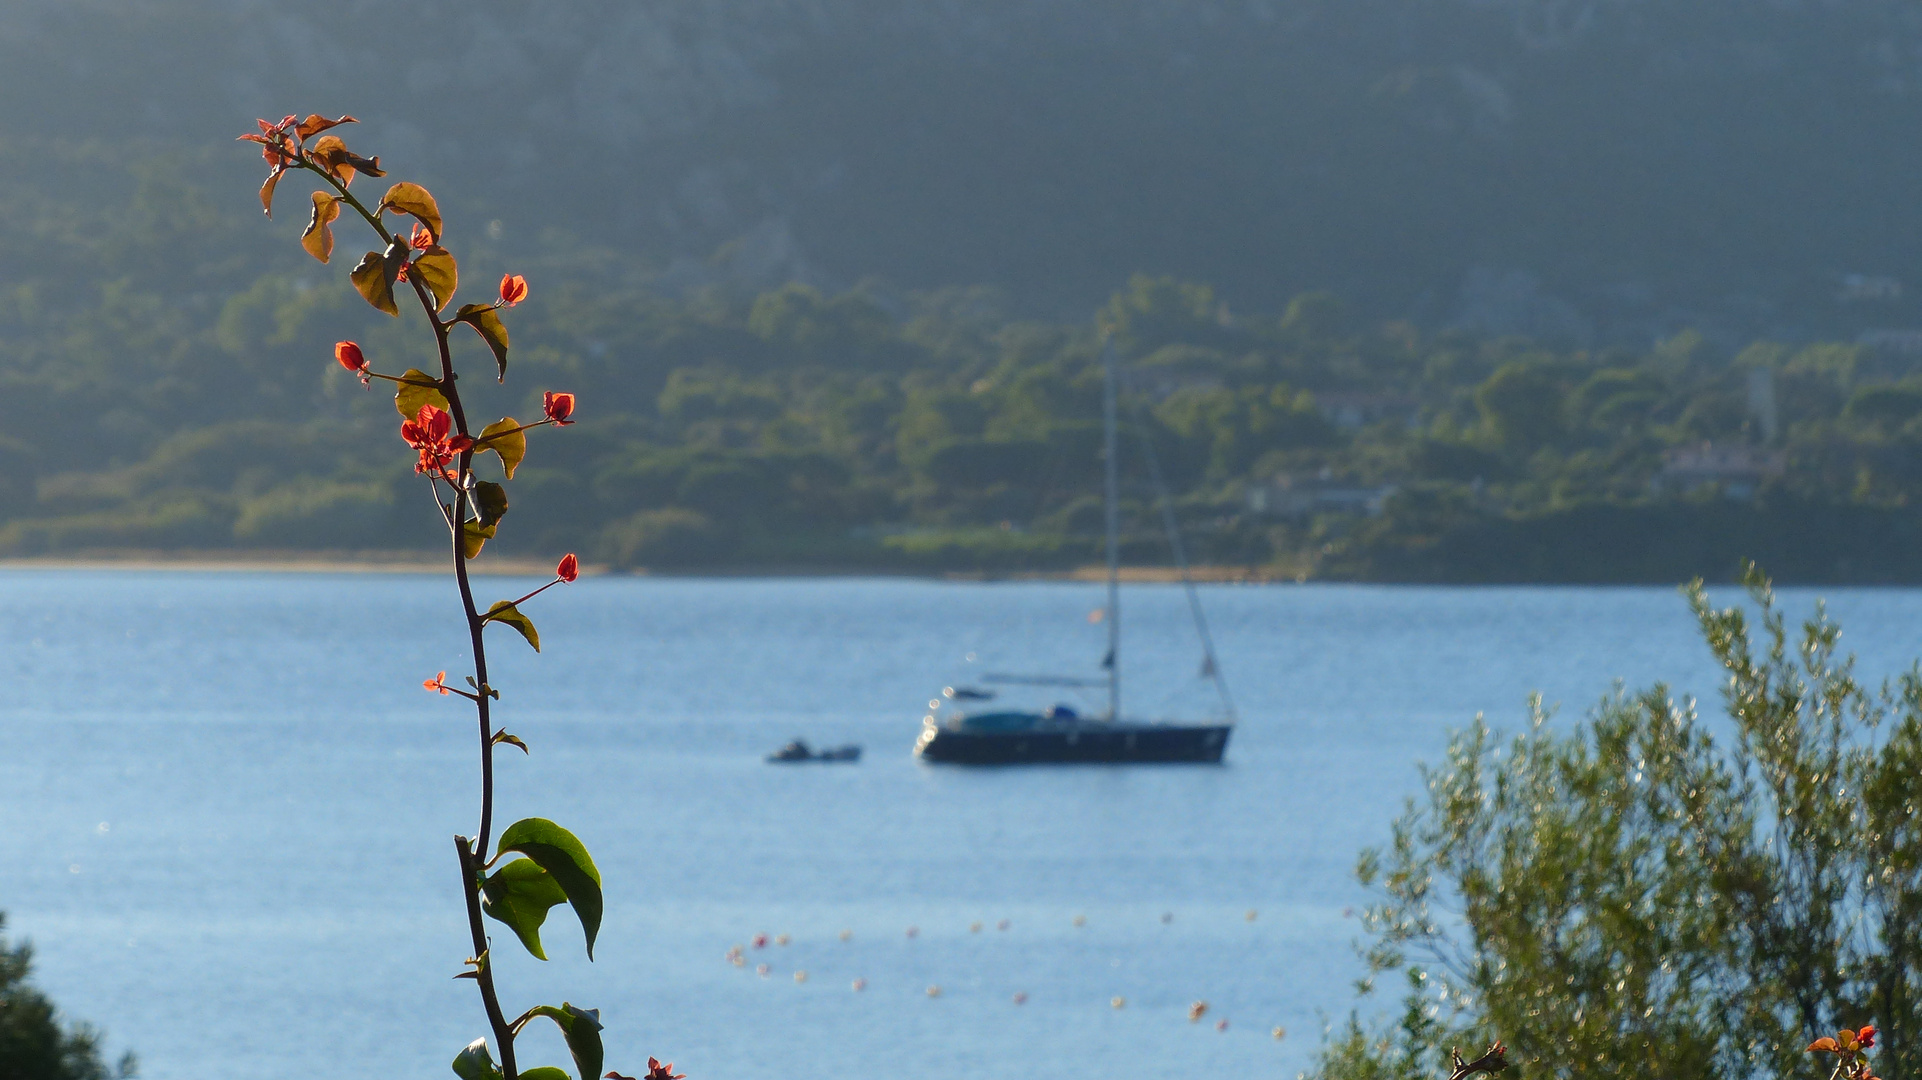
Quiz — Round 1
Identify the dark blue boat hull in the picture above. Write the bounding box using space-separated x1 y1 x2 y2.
914 721 1230 764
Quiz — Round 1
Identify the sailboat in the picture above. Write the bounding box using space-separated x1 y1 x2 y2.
912 342 1236 764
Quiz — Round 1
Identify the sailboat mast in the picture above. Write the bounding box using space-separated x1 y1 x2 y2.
1102 341 1121 722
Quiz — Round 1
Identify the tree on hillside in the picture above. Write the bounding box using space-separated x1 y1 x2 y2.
1312 566 1922 1080
0 915 136 1080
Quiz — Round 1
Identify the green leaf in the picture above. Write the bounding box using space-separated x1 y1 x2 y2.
350 247 400 316
493 730 528 752
301 191 341 263
478 418 527 479
518 1069 571 1080
482 600 540 652
413 247 459 311
379 181 443 241
462 522 497 559
455 303 510 381
451 1038 504 1080
474 481 509 530
526 1004 604 1080
394 368 450 419
496 818 603 960
482 858 567 960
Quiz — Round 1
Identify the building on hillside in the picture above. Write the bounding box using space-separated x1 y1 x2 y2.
1858 329 1922 357
1135 372 1226 400
1652 442 1786 501
1311 392 1420 431
1839 274 1903 302
1246 472 1398 519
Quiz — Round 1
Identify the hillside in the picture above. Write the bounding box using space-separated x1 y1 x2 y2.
3 1 1922 580
4 0 1922 337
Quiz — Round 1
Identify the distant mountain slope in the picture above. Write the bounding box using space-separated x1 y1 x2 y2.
3 0 1922 338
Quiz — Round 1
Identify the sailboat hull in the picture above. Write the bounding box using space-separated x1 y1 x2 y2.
915 720 1231 765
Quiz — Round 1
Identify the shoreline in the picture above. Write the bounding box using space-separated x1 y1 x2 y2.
0 549 1296 582
0 550 577 576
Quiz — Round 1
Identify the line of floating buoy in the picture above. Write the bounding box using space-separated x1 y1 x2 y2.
723 911 1293 1038
733 963 1280 1033
735 907 1276 952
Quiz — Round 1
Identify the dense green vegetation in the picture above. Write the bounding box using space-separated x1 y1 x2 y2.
1310 569 1922 1080
0 915 135 1080
7 142 1922 581
2 2 1922 578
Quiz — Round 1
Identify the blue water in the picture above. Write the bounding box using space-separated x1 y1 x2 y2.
3 572 1921 1080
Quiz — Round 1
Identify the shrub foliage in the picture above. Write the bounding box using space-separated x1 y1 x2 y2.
1316 564 1922 1080
0 914 135 1080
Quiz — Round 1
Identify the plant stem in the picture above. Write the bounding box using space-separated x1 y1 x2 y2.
294 143 524 1080
413 279 517 1080
457 836 518 1079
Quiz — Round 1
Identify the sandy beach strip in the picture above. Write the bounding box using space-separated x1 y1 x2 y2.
0 549 588 576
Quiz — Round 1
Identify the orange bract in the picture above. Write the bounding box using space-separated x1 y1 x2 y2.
557 554 579 583
543 392 576 426
295 114 357 140
499 274 529 306
424 671 450 695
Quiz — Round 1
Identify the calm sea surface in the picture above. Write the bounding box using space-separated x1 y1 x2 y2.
4 572 1922 1080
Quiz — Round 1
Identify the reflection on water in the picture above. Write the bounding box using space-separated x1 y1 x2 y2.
2 572 1919 1080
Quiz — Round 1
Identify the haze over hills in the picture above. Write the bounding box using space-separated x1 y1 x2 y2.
5 0 1922 339
4 0 1922 579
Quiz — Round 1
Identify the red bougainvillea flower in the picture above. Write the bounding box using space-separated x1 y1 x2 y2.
1811 1028 1876 1055
424 671 450 695
643 1059 685 1080
335 340 369 373
499 274 529 306
400 404 475 480
409 223 434 250
557 553 579 583
543 391 576 426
